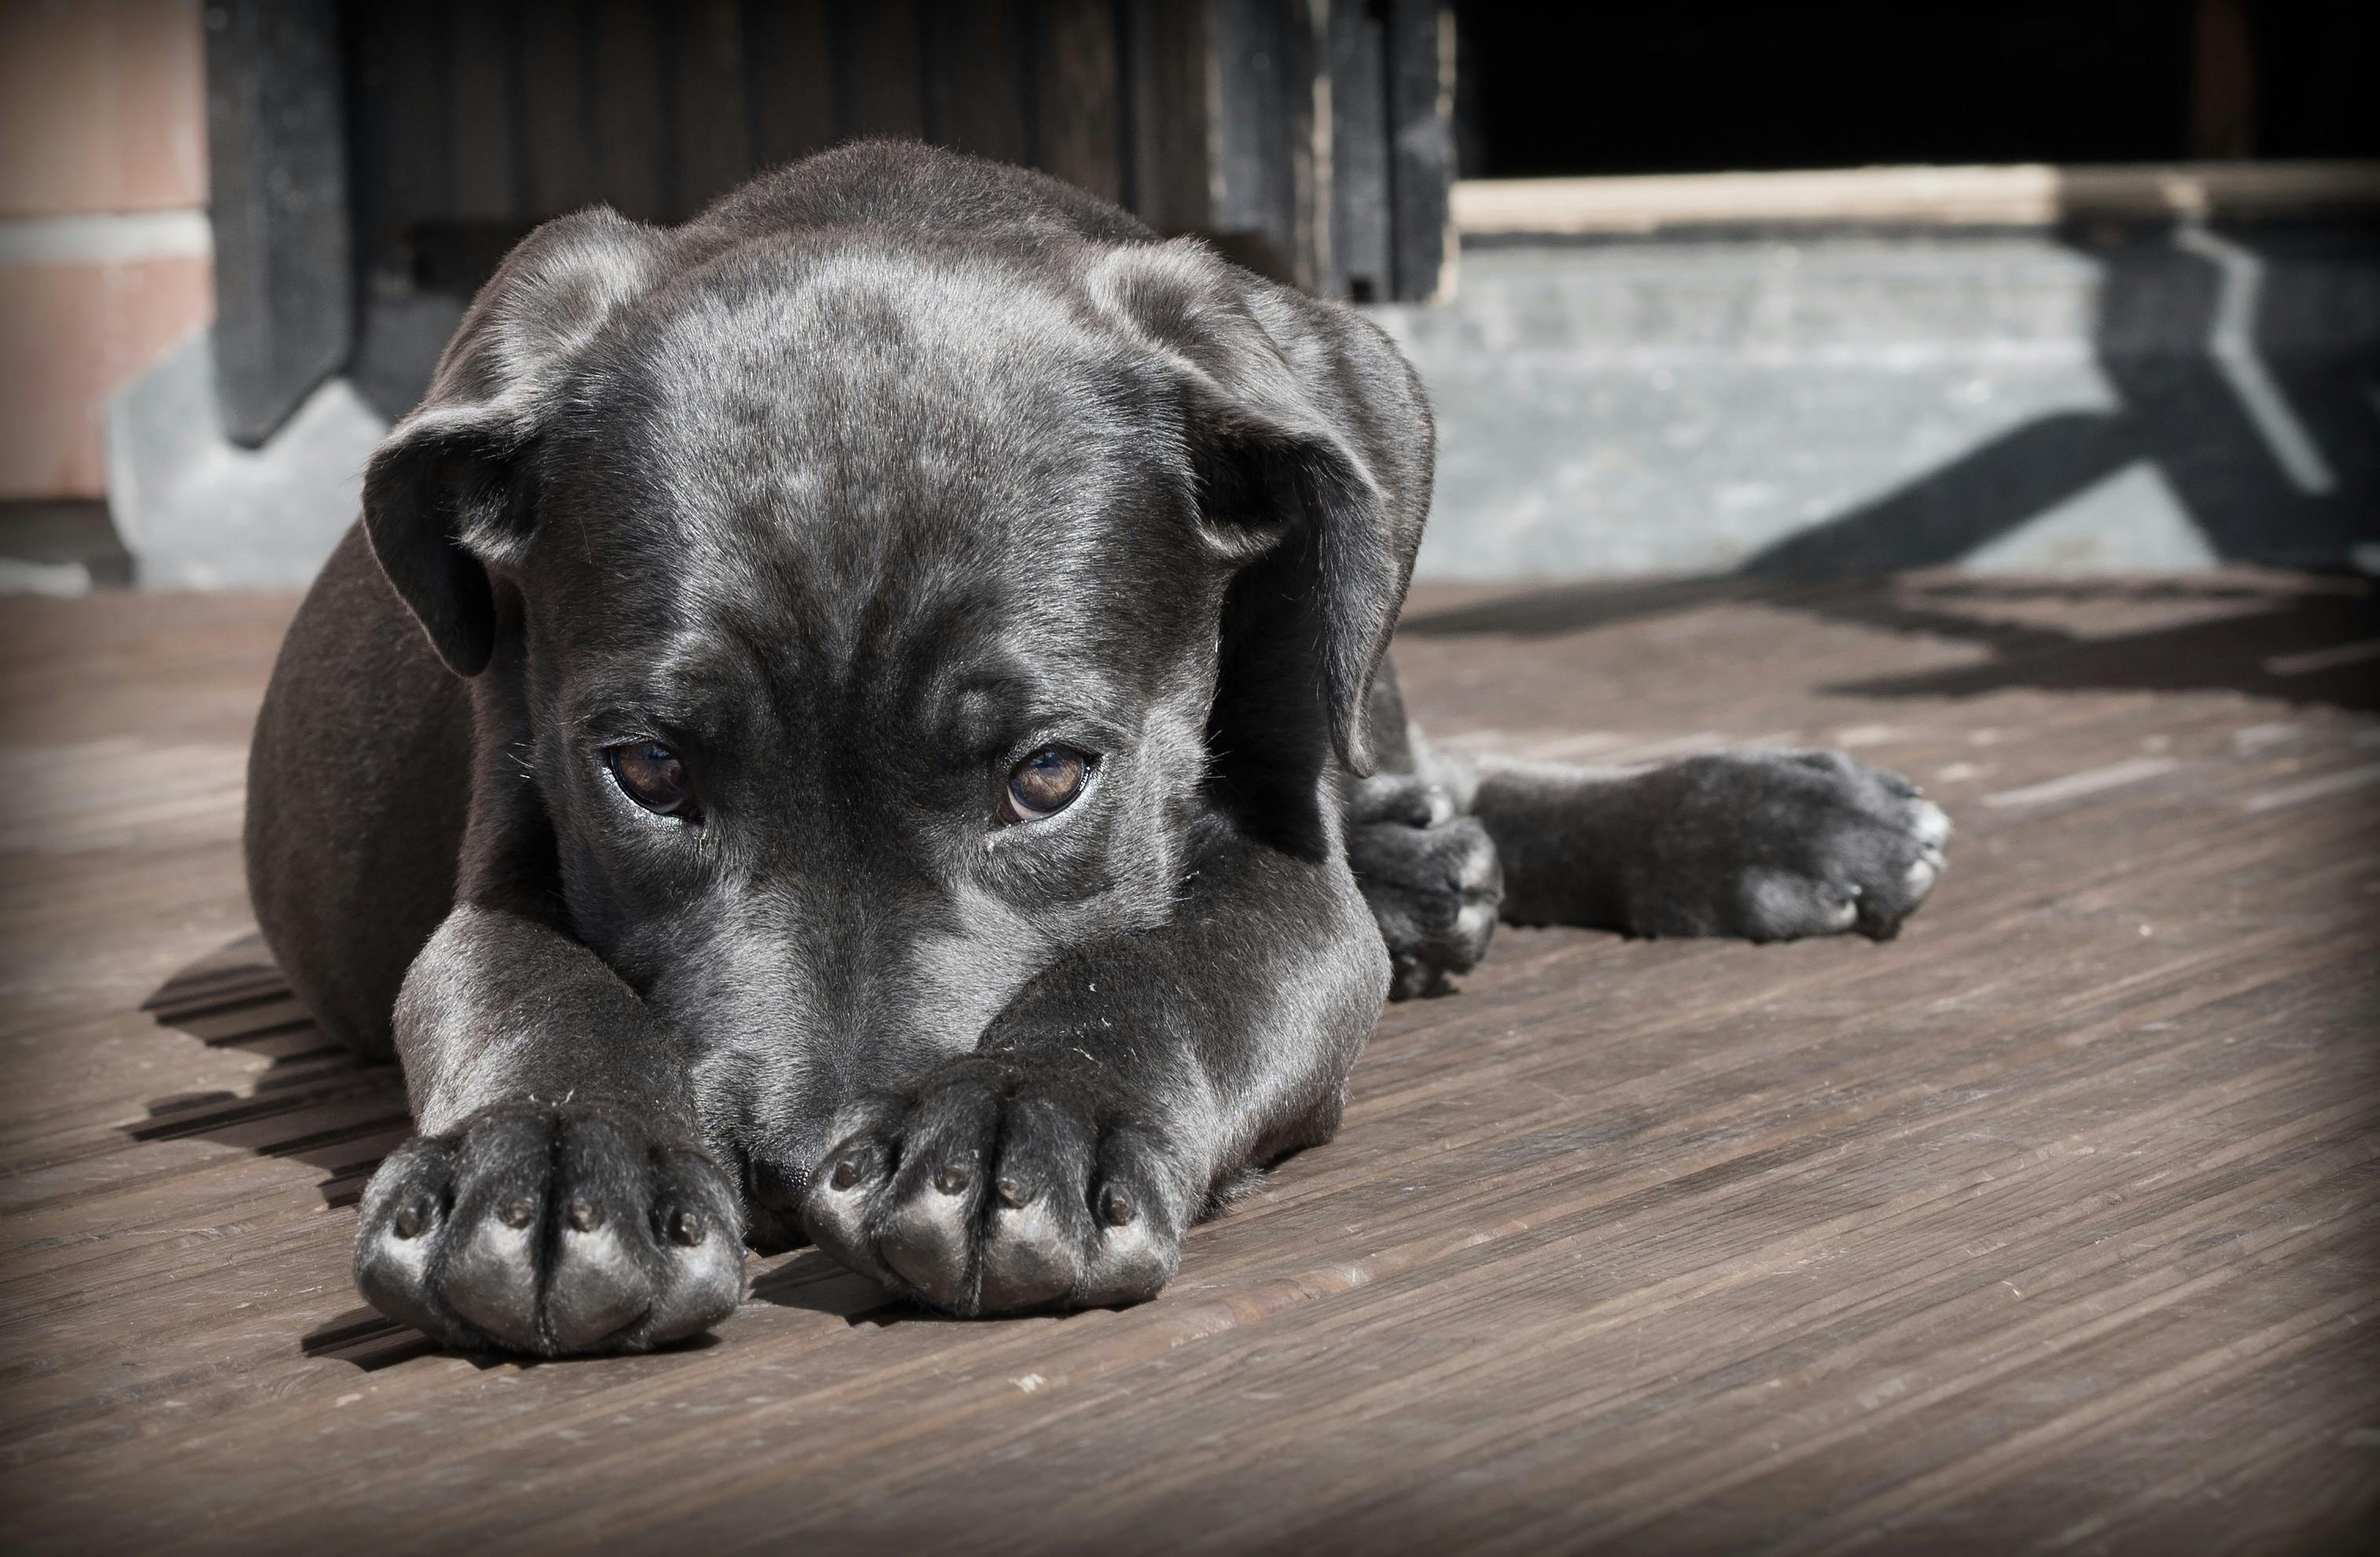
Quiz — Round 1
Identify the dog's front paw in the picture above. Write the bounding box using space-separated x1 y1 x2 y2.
801 1056 1183 1316
1348 773 1503 999
353 1102 744 1355
1630 750 1951 942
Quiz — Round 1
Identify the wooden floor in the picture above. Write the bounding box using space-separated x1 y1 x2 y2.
2 572 2376 1553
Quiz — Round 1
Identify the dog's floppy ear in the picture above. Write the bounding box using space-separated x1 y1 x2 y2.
363 208 670 675
1088 239 1433 778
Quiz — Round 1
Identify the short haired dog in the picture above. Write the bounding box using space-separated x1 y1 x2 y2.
247 142 1949 1353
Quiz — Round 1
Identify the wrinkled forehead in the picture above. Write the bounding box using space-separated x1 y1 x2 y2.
528 242 1212 723
632 244 1152 534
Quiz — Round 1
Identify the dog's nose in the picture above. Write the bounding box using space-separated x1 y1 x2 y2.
741 1156 813 1254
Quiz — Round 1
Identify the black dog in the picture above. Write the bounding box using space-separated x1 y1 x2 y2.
246 142 1948 1355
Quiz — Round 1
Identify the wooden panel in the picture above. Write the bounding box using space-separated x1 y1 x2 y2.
921 0 1030 167
517 0 595 217
836 0 925 142
343 0 442 285
1384 0 1453 301
4 572 2377 1550
1034 0 1124 204
444 0 521 223
743 0 835 172
590 0 670 220
1125 0 1212 234
344 0 423 286
203 0 351 445
675 0 752 215
1207 0 1320 288
1327 0 1392 301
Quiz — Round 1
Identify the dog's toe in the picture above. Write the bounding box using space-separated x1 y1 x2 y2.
641 1152 745 1342
803 1133 893 1283
877 1162 982 1310
1903 852 1940 900
1740 870 1862 941
440 1206 545 1348
1073 1135 1179 1307
976 1196 1079 1311
353 1139 455 1338
543 1220 650 1350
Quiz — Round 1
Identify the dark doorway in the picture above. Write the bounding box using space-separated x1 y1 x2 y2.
1455 1 2380 179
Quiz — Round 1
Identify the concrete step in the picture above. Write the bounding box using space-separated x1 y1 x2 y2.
1372 226 2380 578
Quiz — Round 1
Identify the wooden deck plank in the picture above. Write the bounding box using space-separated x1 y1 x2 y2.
1 573 2374 1551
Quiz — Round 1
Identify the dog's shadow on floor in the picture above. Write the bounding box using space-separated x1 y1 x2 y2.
139 937 936 1365
297 1302 735 1372
295 1253 914 1373
746 1250 940 1329
297 1253 921 1375
133 932 410 1213
137 935 436 1369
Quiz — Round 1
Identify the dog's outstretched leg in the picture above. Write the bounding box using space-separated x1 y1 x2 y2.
1355 657 1948 950
1432 741 1951 944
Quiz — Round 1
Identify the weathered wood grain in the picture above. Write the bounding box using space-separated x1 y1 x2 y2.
0 573 2373 1552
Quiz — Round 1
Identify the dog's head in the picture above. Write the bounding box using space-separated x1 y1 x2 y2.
361 200 1429 1239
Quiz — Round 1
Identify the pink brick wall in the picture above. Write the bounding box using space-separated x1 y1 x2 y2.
0 0 215 499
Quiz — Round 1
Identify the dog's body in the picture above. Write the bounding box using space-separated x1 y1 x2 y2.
248 142 1948 1354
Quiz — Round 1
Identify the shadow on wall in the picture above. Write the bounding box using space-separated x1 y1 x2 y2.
1403 217 2380 709
1745 221 2380 576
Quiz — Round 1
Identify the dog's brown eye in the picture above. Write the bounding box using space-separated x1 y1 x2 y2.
605 741 694 817
1006 745 1092 821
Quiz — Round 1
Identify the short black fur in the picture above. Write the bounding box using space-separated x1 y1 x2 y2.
247 142 1950 1353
